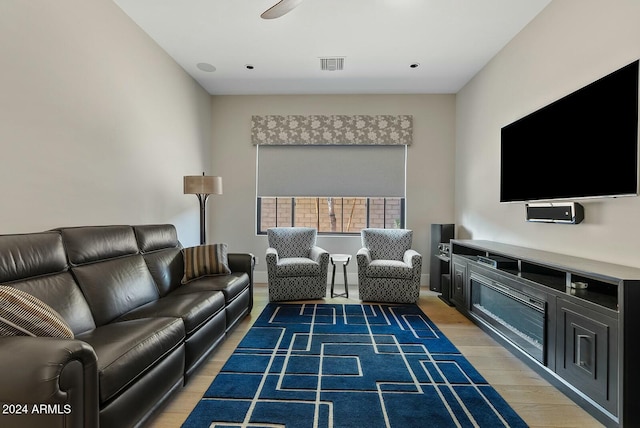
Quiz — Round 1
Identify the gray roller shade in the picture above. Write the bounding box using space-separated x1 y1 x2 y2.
257 145 406 197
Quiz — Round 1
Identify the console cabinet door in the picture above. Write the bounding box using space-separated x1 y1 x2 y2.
451 257 467 310
556 298 618 416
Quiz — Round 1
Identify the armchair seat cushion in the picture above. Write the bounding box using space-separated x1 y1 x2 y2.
276 257 321 277
365 260 413 279
76 317 184 403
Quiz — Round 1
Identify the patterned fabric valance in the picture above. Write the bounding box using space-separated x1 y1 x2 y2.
251 115 413 145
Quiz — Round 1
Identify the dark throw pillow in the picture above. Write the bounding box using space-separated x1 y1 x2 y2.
181 243 231 284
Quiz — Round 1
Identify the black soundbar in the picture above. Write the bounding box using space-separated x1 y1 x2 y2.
525 202 584 224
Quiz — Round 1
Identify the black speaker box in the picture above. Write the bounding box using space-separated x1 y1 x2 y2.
440 274 451 300
525 202 584 224
430 224 454 293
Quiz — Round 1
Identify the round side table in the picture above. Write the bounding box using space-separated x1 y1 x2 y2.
330 254 351 298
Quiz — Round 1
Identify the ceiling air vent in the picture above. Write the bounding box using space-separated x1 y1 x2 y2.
320 57 345 71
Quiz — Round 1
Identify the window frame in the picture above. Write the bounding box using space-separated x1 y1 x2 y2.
256 196 405 235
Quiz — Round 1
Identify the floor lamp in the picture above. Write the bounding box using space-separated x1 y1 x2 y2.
184 173 223 245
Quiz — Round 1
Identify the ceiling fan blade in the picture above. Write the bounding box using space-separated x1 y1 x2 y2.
261 0 304 19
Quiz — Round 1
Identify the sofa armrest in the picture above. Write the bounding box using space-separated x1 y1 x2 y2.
0 336 98 428
228 252 255 312
228 252 255 277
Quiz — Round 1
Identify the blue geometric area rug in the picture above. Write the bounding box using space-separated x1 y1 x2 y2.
183 303 528 428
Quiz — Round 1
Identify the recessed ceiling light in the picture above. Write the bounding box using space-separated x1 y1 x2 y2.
410 63 420 69
246 64 255 70
196 63 216 72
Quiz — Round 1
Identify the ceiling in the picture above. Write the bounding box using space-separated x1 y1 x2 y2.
113 0 551 95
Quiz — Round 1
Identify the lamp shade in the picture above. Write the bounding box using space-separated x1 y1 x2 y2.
183 175 223 195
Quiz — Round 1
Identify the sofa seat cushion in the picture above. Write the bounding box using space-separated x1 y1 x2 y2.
169 272 249 304
365 260 413 279
275 257 321 277
117 291 225 335
76 317 184 403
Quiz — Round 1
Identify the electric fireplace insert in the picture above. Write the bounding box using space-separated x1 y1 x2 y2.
470 272 546 363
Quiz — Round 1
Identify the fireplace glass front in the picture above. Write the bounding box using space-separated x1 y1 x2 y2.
470 274 546 363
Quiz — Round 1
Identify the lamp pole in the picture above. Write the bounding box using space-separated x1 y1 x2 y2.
196 193 210 245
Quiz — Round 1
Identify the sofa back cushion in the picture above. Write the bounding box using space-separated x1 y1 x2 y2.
0 232 96 335
361 228 413 261
134 224 180 253
140 249 183 296
72 256 160 326
11 274 96 335
0 232 67 282
133 224 184 296
267 227 316 258
61 225 140 266
60 226 160 326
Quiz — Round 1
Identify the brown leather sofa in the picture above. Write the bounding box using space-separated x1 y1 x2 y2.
0 224 254 428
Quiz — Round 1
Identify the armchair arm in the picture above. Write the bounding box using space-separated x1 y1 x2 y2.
0 336 98 428
310 246 329 266
403 249 422 268
404 249 423 287
356 247 372 268
310 246 330 282
356 248 372 285
265 247 279 282
265 247 279 266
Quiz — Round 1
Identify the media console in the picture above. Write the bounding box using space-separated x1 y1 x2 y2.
449 240 640 428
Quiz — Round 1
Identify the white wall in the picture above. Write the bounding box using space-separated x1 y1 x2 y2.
0 1 211 245
455 0 640 267
209 95 456 283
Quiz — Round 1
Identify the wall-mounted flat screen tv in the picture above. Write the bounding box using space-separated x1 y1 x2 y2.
500 60 639 203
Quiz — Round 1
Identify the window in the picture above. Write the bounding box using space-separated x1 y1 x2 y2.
256 145 406 235
257 197 405 234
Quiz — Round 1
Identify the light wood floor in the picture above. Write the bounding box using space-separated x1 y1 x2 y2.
146 284 604 428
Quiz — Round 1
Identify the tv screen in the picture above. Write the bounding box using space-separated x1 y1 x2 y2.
500 60 639 203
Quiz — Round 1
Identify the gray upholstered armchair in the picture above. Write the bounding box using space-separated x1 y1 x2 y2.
266 227 330 301
356 228 422 303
